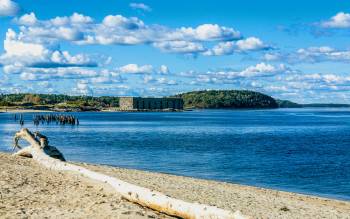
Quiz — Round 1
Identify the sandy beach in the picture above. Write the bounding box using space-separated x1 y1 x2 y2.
1 152 350 218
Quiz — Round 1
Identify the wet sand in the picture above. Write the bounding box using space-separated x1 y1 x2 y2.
1 152 350 218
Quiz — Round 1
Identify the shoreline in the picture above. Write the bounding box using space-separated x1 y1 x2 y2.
1 106 349 114
1 152 349 218
110 165 350 202
0 109 54 113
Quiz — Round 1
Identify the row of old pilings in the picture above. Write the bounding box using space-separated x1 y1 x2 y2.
33 114 79 126
13 114 24 126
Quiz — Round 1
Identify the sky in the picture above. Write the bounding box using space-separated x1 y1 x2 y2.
0 0 350 103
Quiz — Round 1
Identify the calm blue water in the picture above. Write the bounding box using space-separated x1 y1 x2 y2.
1 108 350 200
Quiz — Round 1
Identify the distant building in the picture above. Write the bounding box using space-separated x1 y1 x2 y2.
119 97 184 111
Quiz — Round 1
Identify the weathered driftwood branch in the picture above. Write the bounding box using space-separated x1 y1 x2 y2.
12 128 247 219
13 129 65 161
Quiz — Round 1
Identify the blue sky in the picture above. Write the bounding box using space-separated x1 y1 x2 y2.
0 0 350 103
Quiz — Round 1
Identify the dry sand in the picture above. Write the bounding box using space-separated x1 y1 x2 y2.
1 152 350 218
0 153 171 219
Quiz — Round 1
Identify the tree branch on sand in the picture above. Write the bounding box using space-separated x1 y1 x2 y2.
12 128 248 219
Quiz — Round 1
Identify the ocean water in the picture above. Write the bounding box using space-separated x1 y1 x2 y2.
0 108 350 200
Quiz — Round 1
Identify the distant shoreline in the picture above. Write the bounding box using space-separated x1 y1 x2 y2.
1 106 350 113
0 109 54 113
1 92 350 112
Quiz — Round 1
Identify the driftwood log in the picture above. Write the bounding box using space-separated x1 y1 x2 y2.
12 128 247 219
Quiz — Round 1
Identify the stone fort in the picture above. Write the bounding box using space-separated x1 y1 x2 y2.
119 97 184 111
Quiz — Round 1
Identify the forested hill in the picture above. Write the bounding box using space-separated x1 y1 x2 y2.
173 90 278 109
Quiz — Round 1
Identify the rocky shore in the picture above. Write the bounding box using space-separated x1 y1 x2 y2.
1 152 350 218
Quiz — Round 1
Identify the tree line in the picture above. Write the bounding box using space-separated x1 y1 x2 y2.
1 90 282 110
173 90 279 109
0 94 119 110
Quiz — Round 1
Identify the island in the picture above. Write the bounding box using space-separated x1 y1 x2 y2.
173 90 278 109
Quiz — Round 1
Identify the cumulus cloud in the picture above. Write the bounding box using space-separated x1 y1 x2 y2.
157 77 177 85
74 80 92 95
20 72 36 81
8 12 255 56
321 12 350 28
285 73 350 85
198 64 350 103
204 37 270 56
17 12 37 25
143 75 177 85
0 0 19 16
7 65 126 96
263 46 350 63
14 12 93 42
153 41 206 54
185 24 241 41
91 22 241 47
90 69 124 84
0 28 97 70
159 65 169 74
257 70 350 103
8 66 99 81
239 62 286 77
118 64 153 74
102 15 144 29
130 3 152 12
185 62 290 86
296 46 350 62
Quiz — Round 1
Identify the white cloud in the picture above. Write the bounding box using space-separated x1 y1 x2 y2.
153 41 206 54
9 66 99 81
102 15 144 29
263 52 282 61
143 75 154 84
10 12 251 56
17 12 37 25
240 62 284 77
0 28 97 69
20 26 85 41
321 12 350 28
285 73 350 85
296 46 350 62
205 37 270 56
0 0 19 16
264 46 350 63
75 80 92 95
166 24 241 43
37 81 51 88
3 29 47 57
143 75 177 85
236 37 268 51
20 72 36 81
48 13 93 26
129 3 152 12
192 24 240 41
204 41 235 56
90 69 124 84
190 62 289 85
156 77 177 85
159 65 169 74
118 64 153 74
70 12 93 24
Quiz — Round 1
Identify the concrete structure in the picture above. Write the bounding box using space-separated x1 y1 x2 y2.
119 97 184 111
